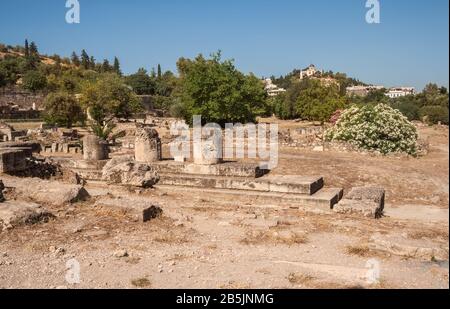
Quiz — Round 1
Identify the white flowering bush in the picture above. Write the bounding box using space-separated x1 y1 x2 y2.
325 104 418 155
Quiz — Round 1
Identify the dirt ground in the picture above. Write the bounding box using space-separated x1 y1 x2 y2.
0 123 448 289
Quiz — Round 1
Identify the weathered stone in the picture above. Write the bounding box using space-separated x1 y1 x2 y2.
102 156 160 188
2 176 90 206
134 125 161 163
334 187 385 218
0 201 53 231
193 139 222 165
0 149 29 173
83 135 109 161
369 233 449 261
95 196 162 222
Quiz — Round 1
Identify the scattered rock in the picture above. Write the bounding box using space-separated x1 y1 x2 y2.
95 196 162 223
2 176 89 206
113 250 129 258
369 233 449 261
0 201 53 231
102 156 160 188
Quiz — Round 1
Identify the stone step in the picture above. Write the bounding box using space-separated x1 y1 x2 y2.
149 161 268 178
158 173 324 195
155 185 343 210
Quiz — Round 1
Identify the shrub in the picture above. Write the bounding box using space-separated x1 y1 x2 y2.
22 70 47 92
325 104 418 155
419 105 449 125
43 92 85 128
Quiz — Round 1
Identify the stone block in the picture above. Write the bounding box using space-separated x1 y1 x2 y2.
334 187 385 218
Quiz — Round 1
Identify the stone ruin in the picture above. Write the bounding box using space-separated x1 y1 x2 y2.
0 122 26 142
0 120 387 231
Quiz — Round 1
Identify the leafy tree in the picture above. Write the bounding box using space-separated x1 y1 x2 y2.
80 73 142 137
419 106 449 125
22 70 47 92
295 79 347 122
71 52 80 66
155 70 177 97
176 52 267 126
43 92 85 128
125 68 155 95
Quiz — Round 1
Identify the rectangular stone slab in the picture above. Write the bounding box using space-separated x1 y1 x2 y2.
155 185 343 210
149 161 268 178
157 173 324 195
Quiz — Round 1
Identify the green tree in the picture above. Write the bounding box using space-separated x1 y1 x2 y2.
176 52 267 126
113 57 121 75
0 66 7 88
101 59 111 72
29 41 38 56
24 39 29 58
157 64 162 78
81 49 90 70
43 92 85 128
80 73 142 137
22 70 47 92
295 79 347 122
125 68 155 95
71 52 80 66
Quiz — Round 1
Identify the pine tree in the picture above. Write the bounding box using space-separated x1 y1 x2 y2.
81 49 90 70
113 57 121 75
71 52 80 66
89 56 96 70
24 39 29 58
157 64 162 78
102 59 111 72
29 41 38 56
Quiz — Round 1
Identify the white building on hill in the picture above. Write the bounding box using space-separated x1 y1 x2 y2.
264 78 286 97
386 87 416 98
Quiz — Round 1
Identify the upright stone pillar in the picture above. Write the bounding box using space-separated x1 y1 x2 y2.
83 134 108 161
193 123 223 165
134 125 161 163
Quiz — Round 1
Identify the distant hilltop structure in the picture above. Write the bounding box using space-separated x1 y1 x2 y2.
346 85 416 98
263 78 286 97
385 87 416 98
299 64 323 80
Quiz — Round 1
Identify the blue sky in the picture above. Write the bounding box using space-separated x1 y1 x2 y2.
0 0 448 91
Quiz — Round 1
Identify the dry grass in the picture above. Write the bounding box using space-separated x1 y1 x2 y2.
287 273 315 285
346 245 372 257
240 230 308 246
408 229 449 241
131 278 151 288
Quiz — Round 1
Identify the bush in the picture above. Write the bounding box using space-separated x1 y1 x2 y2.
325 104 418 155
390 101 420 121
22 70 47 92
419 105 449 125
43 92 85 128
